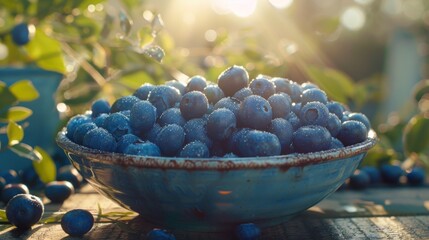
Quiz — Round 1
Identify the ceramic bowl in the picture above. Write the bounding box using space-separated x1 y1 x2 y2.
56 130 377 232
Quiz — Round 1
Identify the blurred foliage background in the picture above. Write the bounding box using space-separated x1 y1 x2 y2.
2 0 429 172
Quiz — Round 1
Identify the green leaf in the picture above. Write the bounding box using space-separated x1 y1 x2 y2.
9 80 39 102
117 71 155 90
0 106 32 122
25 28 66 74
403 114 429 155
304 65 355 103
32 146 56 183
0 82 18 110
0 209 7 221
7 121 23 146
10 143 42 161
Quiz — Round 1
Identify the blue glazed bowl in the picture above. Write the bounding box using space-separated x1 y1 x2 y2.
56 130 377 232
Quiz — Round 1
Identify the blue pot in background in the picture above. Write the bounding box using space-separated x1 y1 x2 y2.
0 67 63 170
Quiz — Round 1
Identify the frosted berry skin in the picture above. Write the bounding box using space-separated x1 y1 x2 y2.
337 120 367 146
207 108 237 141
237 130 281 157
155 124 185 156
148 86 182 117
299 101 330 127
233 87 253 101
73 122 97 145
300 88 328 105
133 83 155 100
180 91 209 120
268 93 292 119
204 85 225 104
271 77 302 102
326 113 342 137
116 134 142 153
217 65 249 97
124 142 161 157
66 115 92 140
104 112 131 139
82 128 117 152
158 108 186 127
269 118 293 154
238 95 272 131
213 97 241 117
184 118 213 148
179 141 210 158
185 75 207 93
130 100 157 133
6 194 44 229
61 209 94 237
292 125 331 153
347 112 371 132
110 95 140 113
249 76 276 99
165 80 186 95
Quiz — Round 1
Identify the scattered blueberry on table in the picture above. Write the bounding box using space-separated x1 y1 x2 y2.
6 194 44 229
146 228 176 240
235 223 261 240
61 209 94 237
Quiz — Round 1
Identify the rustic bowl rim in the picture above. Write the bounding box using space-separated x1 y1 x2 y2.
56 129 377 171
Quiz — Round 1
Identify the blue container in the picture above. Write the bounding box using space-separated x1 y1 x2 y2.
0 67 63 170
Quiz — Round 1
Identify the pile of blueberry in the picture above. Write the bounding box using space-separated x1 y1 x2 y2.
66 65 371 158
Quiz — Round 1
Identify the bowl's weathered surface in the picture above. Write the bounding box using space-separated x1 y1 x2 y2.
56 130 377 232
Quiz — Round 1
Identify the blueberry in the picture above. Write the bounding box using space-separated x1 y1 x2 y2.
271 77 302 102
133 83 155 100
179 141 210 158
165 80 186 95
116 134 142 153
130 100 157 133
349 170 370 190
180 91 209 120
249 76 276 99
286 112 301 130
337 120 367 146
217 65 249 96
300 88 328 105
223 152 238 158
93 113 109 128
83 127 117 152
155 124 185 156
45 181 75 203
124 142 161 156
406 167 425 185
233 87 253 101
6 194 44 229
213 97 241 117
326 101 345 119
104 112 131 139
183 118 213 148
225 128 250 155
237 130 281 157
147 228 176 240
330 137 344 150
143 123 162 143
184 75 207 93
0 169 20 184
66 114 92 140
360 166 381 184
300 102 329 127
268 93 292 119
148 86 181 117
57 165 84 189
235 223 261 240
204 85 225 104
292 125 331 153
20 168 41 189
207 108 237 141
11 23 32 46
380 164 403 184
301 82 318 91
91 99 110 118
326 113 341 137
73 122 98 145
239 95 272 130
269 118 293 154
292 102 302 116
347 112 371 132
1 183 29 204
61 209 94 237
110 95 140 113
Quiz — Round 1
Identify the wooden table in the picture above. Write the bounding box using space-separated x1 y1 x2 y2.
1 183 429 239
